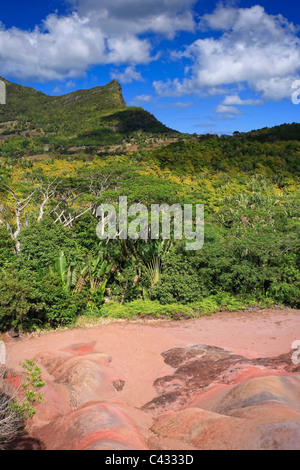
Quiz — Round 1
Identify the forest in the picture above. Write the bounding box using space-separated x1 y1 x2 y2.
0 79 299 332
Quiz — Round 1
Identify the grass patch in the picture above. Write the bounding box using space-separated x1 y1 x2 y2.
96 294 277 321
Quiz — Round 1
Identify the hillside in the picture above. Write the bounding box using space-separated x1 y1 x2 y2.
239 122 300 142
0 78 176 157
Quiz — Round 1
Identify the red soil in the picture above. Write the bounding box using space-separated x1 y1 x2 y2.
3 308 300 450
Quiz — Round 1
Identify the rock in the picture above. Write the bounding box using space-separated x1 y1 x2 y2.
113 380 125 392
150 400 300 450
35 351 73 375
161 344 232 368
143 344 300 414
212 375 300 415
35 402 149 450
31 380 72 427
55 356 122 408
8 328 19 338
8 334 300 450
149 373 300 450
0 340 5 365
149 408 247 450
35 348 124 409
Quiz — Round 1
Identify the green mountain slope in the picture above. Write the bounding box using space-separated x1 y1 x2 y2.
240 122 300 142
0 78 176 156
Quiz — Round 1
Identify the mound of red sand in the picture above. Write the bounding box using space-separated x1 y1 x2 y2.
4 309 300 450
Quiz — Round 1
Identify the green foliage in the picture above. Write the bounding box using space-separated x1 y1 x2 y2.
9 360 45 420
55 251 68 290
0 77 299 330
0 78 175 158
100 299 197 320
99 294 268 320
0 269 33 330
0 228 15 268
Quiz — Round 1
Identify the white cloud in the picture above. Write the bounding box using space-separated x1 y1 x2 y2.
222 95 262 106
217 114 236 121
158 100 193 109
68 0 197 37
0 0 197 81
134 95 152 102
154 5 300 101
0 14 107 80
66 80 76 89
110 66 144 84
129 94 153 106
215 105 243 115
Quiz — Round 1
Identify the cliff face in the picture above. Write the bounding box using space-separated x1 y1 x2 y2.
104 79 127 107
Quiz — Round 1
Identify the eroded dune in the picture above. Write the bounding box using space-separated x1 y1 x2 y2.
3 308 300 450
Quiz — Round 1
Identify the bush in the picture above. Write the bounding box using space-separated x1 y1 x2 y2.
100 300 197 320
0 270 33 330
0 269 85 331
99 294 267 320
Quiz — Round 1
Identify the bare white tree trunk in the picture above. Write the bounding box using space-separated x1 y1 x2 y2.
36 171 65 223
0 185 35 253
0 341 5 366
0 171 64 253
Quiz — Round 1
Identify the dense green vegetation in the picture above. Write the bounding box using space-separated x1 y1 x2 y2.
0 79 299 331
0 77 176 158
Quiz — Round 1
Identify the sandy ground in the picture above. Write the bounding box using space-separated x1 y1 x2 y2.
5 308 300 408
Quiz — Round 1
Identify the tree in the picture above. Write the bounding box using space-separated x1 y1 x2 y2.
0 180 35 253
55 251 113 313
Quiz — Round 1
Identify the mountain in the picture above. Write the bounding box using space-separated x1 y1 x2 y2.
239 122 300 142
0 78 176 157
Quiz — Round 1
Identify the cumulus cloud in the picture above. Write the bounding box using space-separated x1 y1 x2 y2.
215 105 243 115
222 95 262 106
110 66 144 84
0 0 197 80
154 5 300 101
68 0 197 37
129 94 154 106
134 95 152 102
0 13 107 80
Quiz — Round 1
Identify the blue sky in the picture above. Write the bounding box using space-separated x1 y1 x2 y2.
1 0 300 134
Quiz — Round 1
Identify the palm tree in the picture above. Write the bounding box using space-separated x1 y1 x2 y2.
125 239 173 299
55 251 113 311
